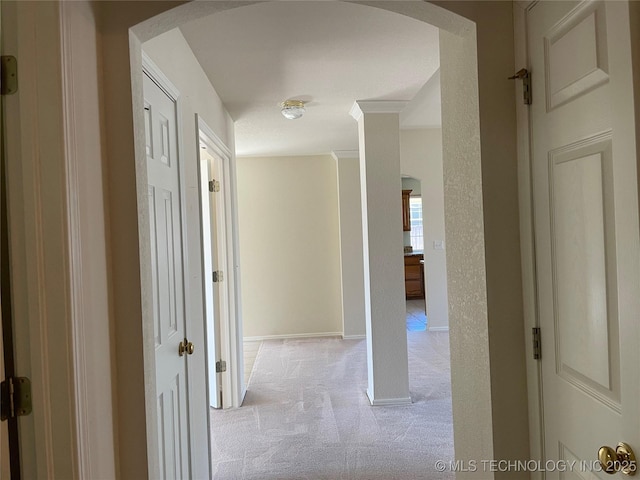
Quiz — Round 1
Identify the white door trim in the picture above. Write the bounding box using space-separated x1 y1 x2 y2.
514 0 545 475
197 115 245 407
3 2 81 477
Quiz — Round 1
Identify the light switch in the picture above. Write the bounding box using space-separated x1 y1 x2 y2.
433 240 445 250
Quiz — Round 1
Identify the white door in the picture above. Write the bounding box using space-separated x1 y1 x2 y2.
143 72 190 479
198 143 232 409
210 151 233 409
529 0 640 476
198 146 223 408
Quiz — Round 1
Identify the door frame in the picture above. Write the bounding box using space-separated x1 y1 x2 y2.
196 114 245 409
514 0 545 472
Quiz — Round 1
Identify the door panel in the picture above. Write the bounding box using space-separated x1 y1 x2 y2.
529 0 640 477
199 144 232 409
144 72 190 480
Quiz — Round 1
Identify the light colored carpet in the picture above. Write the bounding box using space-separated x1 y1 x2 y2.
210 330 454 479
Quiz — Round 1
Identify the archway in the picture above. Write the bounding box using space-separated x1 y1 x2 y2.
5 1 525 477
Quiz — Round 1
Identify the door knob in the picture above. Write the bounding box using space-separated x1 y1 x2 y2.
178 338 195 357
598 442 637 476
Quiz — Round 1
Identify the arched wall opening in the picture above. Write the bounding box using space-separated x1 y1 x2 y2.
67 1 528 477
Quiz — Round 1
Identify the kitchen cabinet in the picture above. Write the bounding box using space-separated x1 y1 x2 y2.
404 254 424 299
402 189 412 231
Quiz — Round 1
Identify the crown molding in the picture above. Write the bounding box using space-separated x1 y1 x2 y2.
331 150 359 161
349 100 409 121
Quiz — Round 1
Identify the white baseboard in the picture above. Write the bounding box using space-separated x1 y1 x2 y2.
342 334 366 340
243 332 343 342
428 326 449 332
366 389 412 406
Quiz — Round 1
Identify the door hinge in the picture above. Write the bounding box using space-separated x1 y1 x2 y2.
209 179 220 193
216 360 227 373
1 56 18 95
532 327 541 360
212 270 224 283
509 68 531 105
1 377 32 420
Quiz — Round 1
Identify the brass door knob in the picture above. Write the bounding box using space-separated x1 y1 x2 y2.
598 442 637 476
178 338 195 357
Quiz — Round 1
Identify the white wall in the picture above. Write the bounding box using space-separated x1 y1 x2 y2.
401 176 421 196
143 29 233 148
400 128 449 330
237 155 342 339
61 3 117 476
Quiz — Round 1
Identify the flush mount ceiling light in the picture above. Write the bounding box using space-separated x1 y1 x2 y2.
280 100 306 120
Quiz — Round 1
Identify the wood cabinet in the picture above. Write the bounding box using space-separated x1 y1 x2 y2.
404 254 424 299
402 189 412 231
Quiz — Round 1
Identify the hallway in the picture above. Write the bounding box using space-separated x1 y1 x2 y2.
212 324 453 479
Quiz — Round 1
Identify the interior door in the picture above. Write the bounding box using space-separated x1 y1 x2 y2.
199 143 233 409
529 0 640 477
143 72 190 479
209 151 232 409
198 146 222 408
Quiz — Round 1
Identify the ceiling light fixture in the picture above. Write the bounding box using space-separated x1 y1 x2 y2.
280 100 306 120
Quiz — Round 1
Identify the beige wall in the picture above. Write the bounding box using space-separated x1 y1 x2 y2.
400 129 449 330
334 154 367 339
237 155 342 339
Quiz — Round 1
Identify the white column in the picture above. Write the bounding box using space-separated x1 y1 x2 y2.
350 101 410 405
332 151 366 339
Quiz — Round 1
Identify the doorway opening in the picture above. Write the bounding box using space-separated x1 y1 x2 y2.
402 177 428 332
125 0 492 476
196 115 243 410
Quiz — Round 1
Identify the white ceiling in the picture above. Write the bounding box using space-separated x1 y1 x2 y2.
180 1 440 157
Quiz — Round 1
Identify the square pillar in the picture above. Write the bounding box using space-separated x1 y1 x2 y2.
350 101 410 405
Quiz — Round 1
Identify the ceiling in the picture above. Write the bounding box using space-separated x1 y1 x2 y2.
180 1 441 157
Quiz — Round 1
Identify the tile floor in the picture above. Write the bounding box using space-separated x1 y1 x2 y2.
406 298 428 332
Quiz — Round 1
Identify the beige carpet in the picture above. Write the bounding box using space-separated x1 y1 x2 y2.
210 331 454 479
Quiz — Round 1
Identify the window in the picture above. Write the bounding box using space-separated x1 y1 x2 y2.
409 197 424 251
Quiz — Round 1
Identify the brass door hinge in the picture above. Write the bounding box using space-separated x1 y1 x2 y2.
1 56 18 95
532 327 541 360
209 179 220 193
1 377 32 420
509 68 531 105
212 270 224 283
216 360 227 373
